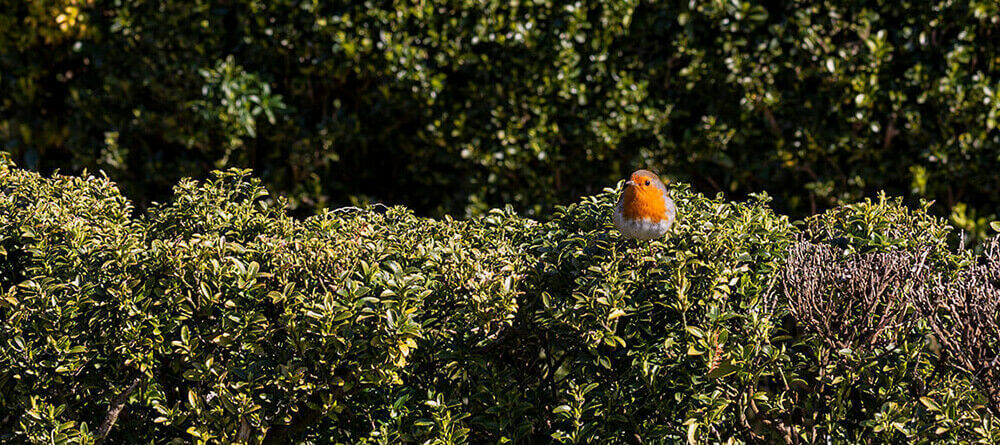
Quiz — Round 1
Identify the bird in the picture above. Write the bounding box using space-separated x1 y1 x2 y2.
613 169 676 240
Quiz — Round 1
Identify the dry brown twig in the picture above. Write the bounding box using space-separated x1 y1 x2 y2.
777 240 931 356
912 237 1000 415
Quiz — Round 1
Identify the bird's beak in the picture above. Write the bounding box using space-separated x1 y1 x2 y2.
624 180 637 187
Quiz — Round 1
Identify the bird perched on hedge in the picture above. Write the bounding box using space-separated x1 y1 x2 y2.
613 169 676 240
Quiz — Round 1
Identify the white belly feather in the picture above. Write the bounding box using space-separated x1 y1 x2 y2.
613 198 674 240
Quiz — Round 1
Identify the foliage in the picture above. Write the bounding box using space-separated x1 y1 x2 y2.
3 164 1000 443
511 184 798 442
771 196 996 443
0 161 141 445
0 164 529 443
913 237 1000 418
2 0 1000 229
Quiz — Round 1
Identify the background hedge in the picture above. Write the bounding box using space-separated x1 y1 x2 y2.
2 0 999 234
4 158 1000 443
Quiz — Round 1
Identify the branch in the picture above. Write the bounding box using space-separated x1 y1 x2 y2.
95 375 144 443
881 114 898 150
236 418 252 443
761 106 782 138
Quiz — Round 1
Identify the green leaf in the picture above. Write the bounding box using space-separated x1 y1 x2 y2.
187 389 199 408
706 359 738 379
684 326 705 338
919 397 940 412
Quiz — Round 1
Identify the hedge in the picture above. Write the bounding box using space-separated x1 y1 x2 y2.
3 159 1000 443
2 0 1000 234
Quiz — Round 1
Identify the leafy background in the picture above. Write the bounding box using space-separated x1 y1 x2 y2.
2 0 999 234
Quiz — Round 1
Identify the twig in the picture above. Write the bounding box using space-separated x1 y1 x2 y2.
95 375 144 443
330 202 390 213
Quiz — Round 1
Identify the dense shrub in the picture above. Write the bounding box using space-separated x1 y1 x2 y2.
913 236 1000 418
772 197 998 443
3 162 1000 443
2 0 1000 231
0 162 530 443
0 156 145 444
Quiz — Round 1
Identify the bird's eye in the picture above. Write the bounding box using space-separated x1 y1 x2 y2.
644 180 650 186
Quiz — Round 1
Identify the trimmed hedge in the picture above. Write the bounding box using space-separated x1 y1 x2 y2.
2 160 1000 443
2 0 1000 233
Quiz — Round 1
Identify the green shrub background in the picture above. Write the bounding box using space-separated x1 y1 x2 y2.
2 0 999 235
4 156 1000 443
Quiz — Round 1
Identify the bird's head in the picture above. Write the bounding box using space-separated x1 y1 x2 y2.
624 169 666 191
621 169 673 222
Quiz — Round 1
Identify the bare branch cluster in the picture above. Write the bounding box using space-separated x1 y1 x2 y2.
912 237 1000 415
778 240 930 354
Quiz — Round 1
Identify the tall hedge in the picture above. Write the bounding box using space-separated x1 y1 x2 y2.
4 161 1000 443
2 1 999 231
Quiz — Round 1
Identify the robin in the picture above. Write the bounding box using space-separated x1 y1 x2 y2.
613 169 676 240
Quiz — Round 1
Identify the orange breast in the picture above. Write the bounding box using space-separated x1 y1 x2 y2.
622 187 668 221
